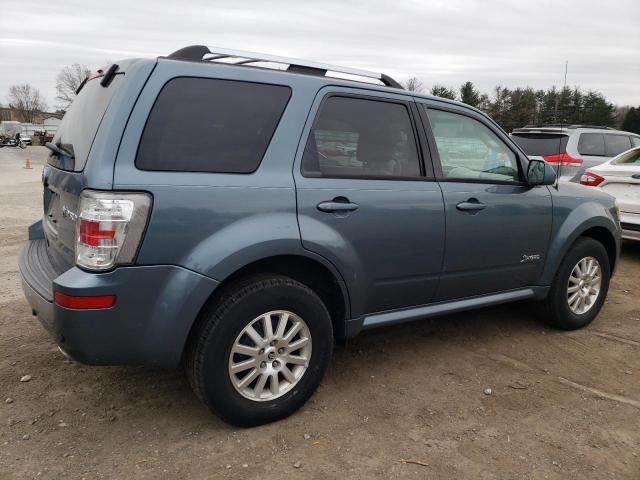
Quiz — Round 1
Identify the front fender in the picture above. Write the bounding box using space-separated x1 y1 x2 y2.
540 200 619 285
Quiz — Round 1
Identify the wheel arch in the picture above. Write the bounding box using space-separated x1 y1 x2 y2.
182 253 351 362
540 210 619 286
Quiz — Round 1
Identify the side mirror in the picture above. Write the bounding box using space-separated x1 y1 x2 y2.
527 159 556 186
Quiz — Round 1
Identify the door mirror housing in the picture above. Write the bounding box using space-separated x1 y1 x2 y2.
527 159 556 186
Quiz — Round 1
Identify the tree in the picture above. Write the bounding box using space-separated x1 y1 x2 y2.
430 85 457 100
7 84 47 123
459 81 483 108
581 91 616 127
621 107 640 134
56 63 91 109
403 77 424 93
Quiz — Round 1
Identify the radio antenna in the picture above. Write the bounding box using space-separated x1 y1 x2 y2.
555 60 568 189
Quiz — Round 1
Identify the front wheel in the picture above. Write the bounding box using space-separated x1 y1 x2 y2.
185 275 333 427
538 237 610 330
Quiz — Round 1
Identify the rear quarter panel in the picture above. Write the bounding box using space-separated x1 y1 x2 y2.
113 60 333 282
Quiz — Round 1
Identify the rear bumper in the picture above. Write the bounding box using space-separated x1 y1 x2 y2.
19 239 219 367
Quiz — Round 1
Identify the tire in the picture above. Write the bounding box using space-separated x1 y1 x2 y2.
538 237 610 330
185 274 333 427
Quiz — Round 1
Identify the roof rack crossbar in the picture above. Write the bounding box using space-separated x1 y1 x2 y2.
516 124 614 130
167 45 404 89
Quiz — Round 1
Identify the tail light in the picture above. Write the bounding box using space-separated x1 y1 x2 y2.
542 153 583 166
580 171 605 187
76 190 152 271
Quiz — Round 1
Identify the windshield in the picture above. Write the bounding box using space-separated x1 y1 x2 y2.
48 72 123 171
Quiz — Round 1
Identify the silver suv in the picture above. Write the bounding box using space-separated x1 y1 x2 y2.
511 125 640 183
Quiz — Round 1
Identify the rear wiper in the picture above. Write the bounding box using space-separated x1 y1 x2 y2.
45 142 74 159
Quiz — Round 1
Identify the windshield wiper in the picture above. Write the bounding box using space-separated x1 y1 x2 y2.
45 142 74 159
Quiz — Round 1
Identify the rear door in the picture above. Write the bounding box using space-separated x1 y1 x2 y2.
294 88 445 317
43 70 126 266
419 101 552 301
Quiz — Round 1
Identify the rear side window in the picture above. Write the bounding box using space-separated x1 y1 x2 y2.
511 133 568 157
632 137 640 147
604 134 631 157
577 133 605 156
301 96 421 179
137 78 291 173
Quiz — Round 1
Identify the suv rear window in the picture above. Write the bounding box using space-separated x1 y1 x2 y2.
604 134 631 157
49 73 123 171
511 133 568 157
136 78 291 173
577 133 605 156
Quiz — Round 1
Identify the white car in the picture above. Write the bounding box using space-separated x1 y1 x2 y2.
581 146 640 240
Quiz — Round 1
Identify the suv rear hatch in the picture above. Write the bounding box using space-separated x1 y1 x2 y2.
511 130 581 181
43 67 124 268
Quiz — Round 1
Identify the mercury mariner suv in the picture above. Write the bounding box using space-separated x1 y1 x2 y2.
19 45 621 426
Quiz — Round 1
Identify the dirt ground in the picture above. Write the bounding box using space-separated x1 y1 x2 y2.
1 146 639 480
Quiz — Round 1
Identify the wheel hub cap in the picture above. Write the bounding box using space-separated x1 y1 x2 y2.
228 310 312 402
567 256 602 315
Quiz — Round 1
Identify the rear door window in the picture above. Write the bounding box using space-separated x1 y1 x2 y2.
604 135 632 157
631 137 640 147
136 78 291 173
301 96 421 179
577 133 605 156
511 133 568 157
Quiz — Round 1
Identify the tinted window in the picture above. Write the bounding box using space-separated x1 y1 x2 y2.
604 134 631 157
427 109 519 182
614 148 640 165
137 78 291 173
302 96 421 179
511 133 568 157
577 133 605 156
50 74 123 171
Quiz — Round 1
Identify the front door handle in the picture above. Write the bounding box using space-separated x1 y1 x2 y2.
456 199 486 212
317 198 359 213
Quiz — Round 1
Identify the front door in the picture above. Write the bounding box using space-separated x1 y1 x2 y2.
419 103 552 301
295 89 445 318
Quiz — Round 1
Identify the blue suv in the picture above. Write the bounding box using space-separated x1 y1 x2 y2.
19 45 621 426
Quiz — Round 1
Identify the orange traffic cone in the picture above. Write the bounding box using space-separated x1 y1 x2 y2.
24 159 32 169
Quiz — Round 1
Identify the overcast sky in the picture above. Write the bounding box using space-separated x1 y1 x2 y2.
1 0 638 110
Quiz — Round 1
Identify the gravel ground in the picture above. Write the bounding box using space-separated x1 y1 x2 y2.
1 147 639 479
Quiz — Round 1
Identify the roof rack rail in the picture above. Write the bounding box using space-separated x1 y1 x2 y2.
166 45 404 89
516 124 614 130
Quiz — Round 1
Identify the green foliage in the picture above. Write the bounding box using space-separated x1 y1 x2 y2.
621 107 640 134
454 82 618 132
430 85 457 100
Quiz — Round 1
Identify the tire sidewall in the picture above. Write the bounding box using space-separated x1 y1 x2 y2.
198 280 333 426
551 238 610 329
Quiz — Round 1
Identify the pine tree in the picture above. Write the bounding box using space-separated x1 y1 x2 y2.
430 85 457 100
621 107 640 134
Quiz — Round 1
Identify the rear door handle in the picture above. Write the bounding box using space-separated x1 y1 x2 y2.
317 198 359 213
456 199 486 212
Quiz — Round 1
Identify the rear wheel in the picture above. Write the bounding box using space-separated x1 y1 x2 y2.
538 237 610 330
185 275 333 427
